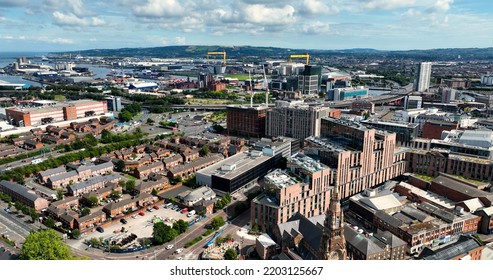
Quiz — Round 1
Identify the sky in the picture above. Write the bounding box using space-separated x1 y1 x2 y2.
0 0 492 52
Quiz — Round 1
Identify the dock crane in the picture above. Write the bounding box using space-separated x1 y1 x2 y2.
206 51 227 66
288 53 310 65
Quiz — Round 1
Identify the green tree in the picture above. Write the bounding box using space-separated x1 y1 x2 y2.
101 129 111 141
223 248 238 260
44 217 56 228
20 229 75 260
81 207 91 217
115 160 125 172
110 190 121 199
151 188 158 196
56 188 64 200
225 233 233 241
125 180 136 193
211 216 225 230
173 219 189 234
88 196 99 207
146 118 155 125
215 236 225 245
152 222 178 245
29 208 39 222
119 110 133 122
200 146 209 156
72 229 81 239
118 179 126 188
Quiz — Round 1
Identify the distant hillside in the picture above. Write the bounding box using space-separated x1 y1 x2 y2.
56 45 493 61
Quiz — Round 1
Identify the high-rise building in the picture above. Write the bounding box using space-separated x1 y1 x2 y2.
266 101 330 142
105 96 122 112
414 62 432 92
304 117 408 199
298 65 322 95
226 105 267 138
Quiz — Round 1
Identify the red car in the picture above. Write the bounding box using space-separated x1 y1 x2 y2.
138 212 145 216
153 205 159 210
180 208 188 214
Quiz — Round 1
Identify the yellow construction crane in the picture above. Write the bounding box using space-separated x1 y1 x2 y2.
289 53 310 65
207 51 226 66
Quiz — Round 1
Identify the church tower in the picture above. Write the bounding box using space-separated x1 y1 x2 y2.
321 189 347 260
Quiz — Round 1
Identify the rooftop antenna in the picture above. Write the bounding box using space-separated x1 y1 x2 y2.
263 65 269 107
249 70 254 107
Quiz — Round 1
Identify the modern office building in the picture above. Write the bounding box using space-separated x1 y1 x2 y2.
362 120 419 145
405 95 423 109
196 150 275 194
327 87 369 101
266 101 330 142
414 62 432 92
105 96 122 112
298 65 322 95
226 105 267 138
304 117 408 199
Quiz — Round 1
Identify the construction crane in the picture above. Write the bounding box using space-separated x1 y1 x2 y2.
288 53 310 65
207 51 226 66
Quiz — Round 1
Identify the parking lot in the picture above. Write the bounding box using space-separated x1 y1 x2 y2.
70 203 200 251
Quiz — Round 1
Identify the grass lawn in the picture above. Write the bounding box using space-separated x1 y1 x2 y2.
124 174 139 180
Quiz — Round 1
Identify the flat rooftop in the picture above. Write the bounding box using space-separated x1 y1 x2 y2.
289 153 329 173
197 150 272 180
265 169 298 189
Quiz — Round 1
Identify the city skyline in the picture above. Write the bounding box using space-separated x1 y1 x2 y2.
0 0 492 52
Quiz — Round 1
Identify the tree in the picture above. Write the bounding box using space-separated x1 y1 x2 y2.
72 229 81 239
225 233 233 242
146 118 155 125
29 208 39 222
88 196 99 207
115 160 125 172
215 236 225 245
151 188 158 196
101 129 111 141
118 179 126 188
211 216 225 230
173 219 189 234
119 110 133 122
223 248 238 260
44 217 56 228
56 188 64 200
125 180 136 193
81 207 91 217
152 222 178 245
20 229 75 260
200 146 209 156
110 190 121 199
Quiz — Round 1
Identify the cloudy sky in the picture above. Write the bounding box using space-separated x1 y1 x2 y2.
0 0 492 52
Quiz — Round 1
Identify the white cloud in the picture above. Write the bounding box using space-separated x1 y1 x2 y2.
300 0 339 15
302 21 330 34
133 0 185 17
359 0 417 10
243 4 296 25
52 11 106 27
51 37 75 44
175 36 186 45
427 0 453 13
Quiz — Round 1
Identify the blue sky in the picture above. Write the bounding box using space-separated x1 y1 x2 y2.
0 0 492 52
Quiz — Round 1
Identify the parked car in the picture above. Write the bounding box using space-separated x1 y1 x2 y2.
180 208 188 214
139 212 145 216
96 227 104 233
166 244 174 250
131 215 137 219
120 218 127 224
175 248 183 254
153 205 159 210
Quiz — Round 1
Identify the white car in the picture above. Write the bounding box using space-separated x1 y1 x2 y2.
175 248 183 254
166 244 174 250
